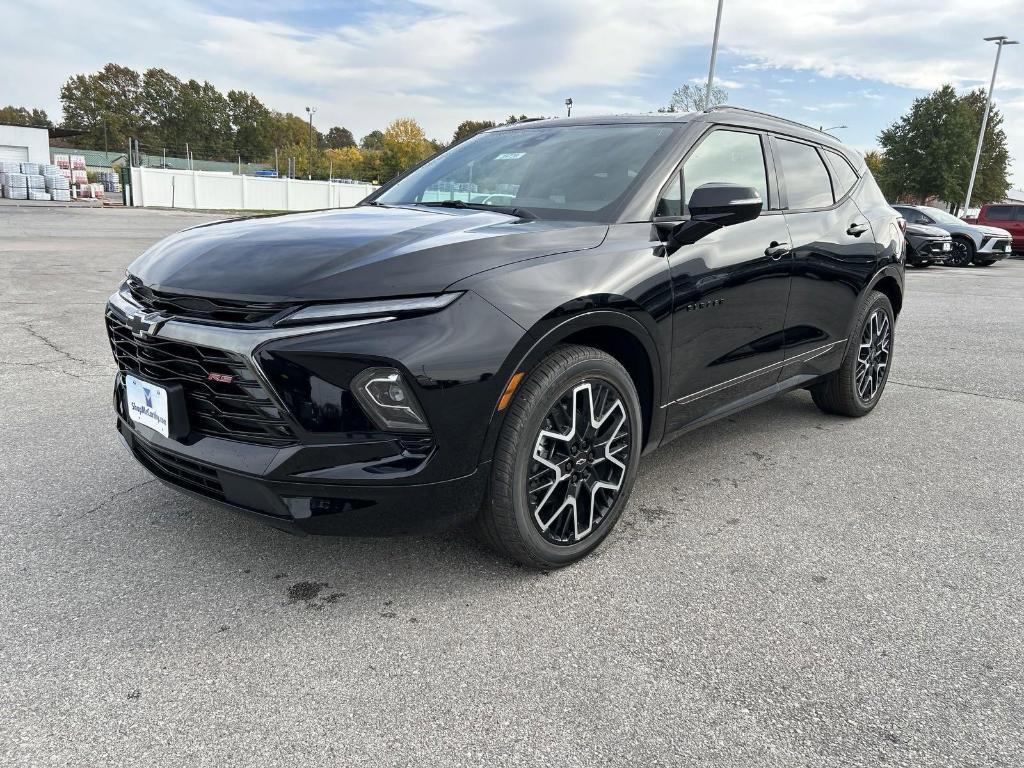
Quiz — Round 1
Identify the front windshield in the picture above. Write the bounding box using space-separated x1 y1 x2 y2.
920 206 963 225
374 123 680 221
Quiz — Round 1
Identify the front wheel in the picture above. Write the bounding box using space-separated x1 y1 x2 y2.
949 237 975 267
475 344 642 568
811 291 894 417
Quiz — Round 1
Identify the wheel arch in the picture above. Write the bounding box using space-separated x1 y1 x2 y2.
478 308 666 467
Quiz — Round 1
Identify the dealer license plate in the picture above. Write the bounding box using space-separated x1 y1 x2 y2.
942 242 951 251
125 374 170 437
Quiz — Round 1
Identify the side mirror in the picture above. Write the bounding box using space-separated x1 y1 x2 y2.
660 183 762 253
687 182 762 226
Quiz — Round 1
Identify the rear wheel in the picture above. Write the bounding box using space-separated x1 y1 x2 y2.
949 237 975 266
811 291 894 417
475 344 642 568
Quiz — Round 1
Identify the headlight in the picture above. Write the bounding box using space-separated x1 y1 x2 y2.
276 293 462 327
351 367 430 433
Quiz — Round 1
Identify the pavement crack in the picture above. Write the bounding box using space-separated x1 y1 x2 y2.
890 380 1024 405
83 480 158 515
24 324 89 365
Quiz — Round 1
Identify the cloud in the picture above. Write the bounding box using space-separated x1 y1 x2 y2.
1 0 1022 185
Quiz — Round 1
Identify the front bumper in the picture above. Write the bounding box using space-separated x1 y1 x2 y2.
906 234 952 262
115 382 489 535
977 235 1013 259
106 287 526 535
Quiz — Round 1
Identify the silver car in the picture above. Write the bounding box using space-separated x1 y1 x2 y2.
893 205 1013 267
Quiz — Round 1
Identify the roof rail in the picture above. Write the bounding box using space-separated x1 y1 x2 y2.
704 105 830 136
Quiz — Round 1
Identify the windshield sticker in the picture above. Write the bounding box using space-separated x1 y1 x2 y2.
494 152 526 160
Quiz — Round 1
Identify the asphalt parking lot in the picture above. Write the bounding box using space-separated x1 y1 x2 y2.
2 206 1022 767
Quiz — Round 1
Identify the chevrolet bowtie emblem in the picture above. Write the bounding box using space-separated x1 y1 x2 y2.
128 311 167 338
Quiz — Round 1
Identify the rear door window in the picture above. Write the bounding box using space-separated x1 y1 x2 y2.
775 138 834 209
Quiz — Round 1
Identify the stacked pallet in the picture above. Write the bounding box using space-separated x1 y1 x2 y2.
2 161 28 199
97 170 121 193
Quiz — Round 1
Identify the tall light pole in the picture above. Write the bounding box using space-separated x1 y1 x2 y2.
705 0 725 110
305 106 317 180
565 98 573 117
963 36 1018 212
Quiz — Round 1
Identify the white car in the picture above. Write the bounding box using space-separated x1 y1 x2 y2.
893 205 1013 267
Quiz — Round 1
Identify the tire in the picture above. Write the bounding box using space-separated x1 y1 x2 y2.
474 344 642 568
949 236 975 267
810 291 894 417
974 259 995 267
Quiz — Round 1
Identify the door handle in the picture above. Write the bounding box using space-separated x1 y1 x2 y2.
847 222 870 237
764 241 789 260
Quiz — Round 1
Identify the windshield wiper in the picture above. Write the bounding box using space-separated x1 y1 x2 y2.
417 200 537 220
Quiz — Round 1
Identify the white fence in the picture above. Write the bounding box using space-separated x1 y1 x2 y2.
128 167 377 212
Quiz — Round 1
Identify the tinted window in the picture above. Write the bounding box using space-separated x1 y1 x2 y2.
376 124 678 221
894 206 929 224
986 205 1015 221
776 138 833 209
682 130 768 210
655 171 683 217
824 150 859 198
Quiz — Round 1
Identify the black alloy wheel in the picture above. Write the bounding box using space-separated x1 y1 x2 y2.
855 307 892 403
949 238 974 267
811 290 895 417
528 378 631 545
474 344 642 568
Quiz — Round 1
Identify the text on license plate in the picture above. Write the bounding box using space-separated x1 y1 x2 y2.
125 374 170 437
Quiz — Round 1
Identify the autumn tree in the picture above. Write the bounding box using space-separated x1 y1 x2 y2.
360 130 385 151
380 118 434 180
452 120 496 144
325 126 356 149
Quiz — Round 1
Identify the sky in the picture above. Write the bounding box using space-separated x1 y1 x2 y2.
3 0 1023 190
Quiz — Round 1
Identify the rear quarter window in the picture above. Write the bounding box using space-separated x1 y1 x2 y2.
984 205 1015 221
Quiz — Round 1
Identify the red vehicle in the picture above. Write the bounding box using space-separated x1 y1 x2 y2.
973 203 1024 254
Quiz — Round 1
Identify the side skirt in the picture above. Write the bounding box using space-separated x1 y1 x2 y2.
658 372 830 448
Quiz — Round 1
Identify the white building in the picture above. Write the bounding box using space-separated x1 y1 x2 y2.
0 124 50 165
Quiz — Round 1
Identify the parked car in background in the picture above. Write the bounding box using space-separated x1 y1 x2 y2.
903 221 952 268
892 204 1013 267
106 108 905 568
972 203 1024 256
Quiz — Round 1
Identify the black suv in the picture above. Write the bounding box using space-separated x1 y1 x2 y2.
106 107 904 567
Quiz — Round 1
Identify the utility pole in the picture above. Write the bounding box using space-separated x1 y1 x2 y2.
305 106 317 180
274 147 279 177
963 35 1018 212
705 0 725 110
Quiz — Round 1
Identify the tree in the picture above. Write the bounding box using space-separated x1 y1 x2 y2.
380 118 434 179
227 90 272 160
660 83 727 113
360 130 385 151
864 150 884 177
452 119 496 143
60 63 144 149
325 126 356 149
877 84 1009 209
0 106 52 127
958 88 1011 208
325 146 363 179
505 114 529 124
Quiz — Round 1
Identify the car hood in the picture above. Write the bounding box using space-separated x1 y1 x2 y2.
128 205 608 302
976 224 1012 238
905 223 948 237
